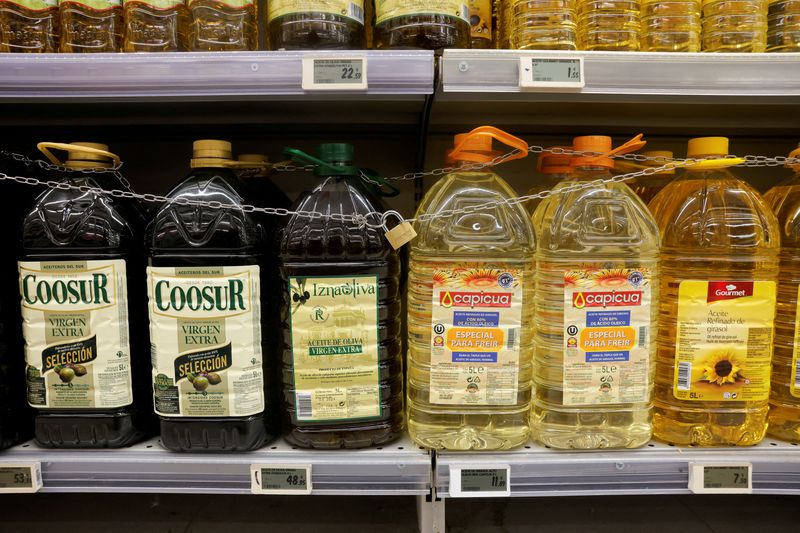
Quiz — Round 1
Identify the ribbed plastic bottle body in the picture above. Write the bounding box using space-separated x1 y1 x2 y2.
267 1 365 50
767 0 800 51
526 174 570 217
641 0 700 51
702 0 767 52
509 0 578 50
497 0 510 47
577 0 641 50
0 1 59 52
407 171 535 451
764 178 800 442
279 176 404 449
59 0 122 51
649 170 779 446
187 0 256 50
630 174 674 206
123 0 188 51
531 174 659 449
374 0 470 49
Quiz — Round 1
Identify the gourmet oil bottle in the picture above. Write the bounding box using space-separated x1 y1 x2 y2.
640 0 700 51
146 140 278 452
187 0 255 50
614 150 676 206
650 137 779 446
702 0 767 51
21 142 151 448
765 145 800 442
767 0 800 51
407 127 534 451
267 0 365 49
531 135 659 449
123 0 189 51
577 0 641 50
374 0 470 49
59 0 123 51
0 0 59 51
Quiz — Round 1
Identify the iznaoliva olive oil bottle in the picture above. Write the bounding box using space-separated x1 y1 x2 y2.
279 144 404 449
765 145 800 442
0 0 59 52
407 126 534 451
20 142 152 448
649 137 779 446
531 135 659 450
146 140 279 452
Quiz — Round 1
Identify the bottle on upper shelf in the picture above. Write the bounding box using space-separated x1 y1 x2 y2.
0 0 59 52
267 0 366 49
374 0 471 49
122 0 189 51
59 0 123 52
186 0 256 50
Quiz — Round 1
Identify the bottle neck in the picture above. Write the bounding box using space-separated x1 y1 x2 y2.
571 166 610 179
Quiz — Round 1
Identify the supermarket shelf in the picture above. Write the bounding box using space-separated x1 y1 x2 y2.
435 438 800 498
0 436 431 496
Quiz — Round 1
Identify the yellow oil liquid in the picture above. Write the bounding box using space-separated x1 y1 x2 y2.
526 173 569 219
123 0 189 51
641 0 700 51
531 168 659 449
649 163 779 446
702 0 767 52
187 0 256 50
767 0 800 51
60 0 123 52
764 173 800 442
0 1 59 52
509 0 578 49
577 0 641 50
497 0 510 47
407 167 535 451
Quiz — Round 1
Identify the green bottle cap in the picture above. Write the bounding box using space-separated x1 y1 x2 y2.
317 143 354 165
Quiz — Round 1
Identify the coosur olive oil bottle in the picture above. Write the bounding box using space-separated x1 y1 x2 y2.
279 143 404 449
146 140 278 452
20 142 152 448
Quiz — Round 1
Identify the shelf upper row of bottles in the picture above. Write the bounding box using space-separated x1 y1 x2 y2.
0 0 797 53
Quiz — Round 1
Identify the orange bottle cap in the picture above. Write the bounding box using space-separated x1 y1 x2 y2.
447 126 529 165
537 148 573 174
571 134 647 169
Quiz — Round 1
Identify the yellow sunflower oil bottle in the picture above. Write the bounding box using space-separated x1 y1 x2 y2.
187 0 255 50
527 148 573 218
649 137 779 446
0 0 59 51
374 0 470 49
531 135 659 449
407 127 535 451
614 150 676 206
641 0 700 51
59 0 123 51
577 0 641 50
765 146 800 442
123 0 189 51
509 0 578 50
267 0 365 49
469 0 493 47
702 0 767 52
767 0 800 51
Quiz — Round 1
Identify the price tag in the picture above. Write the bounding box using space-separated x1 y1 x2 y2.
449 465 510 497
689 463 752 494
519 57 585 91
0 463 42 493
251 464 312 495
302 58 368 91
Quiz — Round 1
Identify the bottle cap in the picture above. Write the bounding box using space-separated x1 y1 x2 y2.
238 154 269 164
37 141 120 169
317 143 354 165
642 150 675 175
571 136 614 169
447 126 528 165
191 140 233 168
66 142 112 166
687 137 729 157
537 148 573 174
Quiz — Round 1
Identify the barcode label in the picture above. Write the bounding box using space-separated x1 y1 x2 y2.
348 2 364 23
794 358 800 389
507 328 518 349
459 3 469 21
677 362 692 391
638 326 647 348
296 393 312 419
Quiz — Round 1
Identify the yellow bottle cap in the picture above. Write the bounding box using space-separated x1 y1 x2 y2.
238 154 269 164
66 142 112 165
687 137 729 157
191 140 233 168
37 141 120 169
642 150 675 175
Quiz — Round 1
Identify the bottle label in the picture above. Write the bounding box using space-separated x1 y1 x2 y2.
468 0 491 42
0 0 57 10
186 0 252 8
672 280 776 402
791 285 800 398
429 264 523 405
288 275 381 422
20 260 133 410
122 0 185 9
268 0 364 23
375 0 469 25
58 0 122 9
562 267 652 406
148 266 264 418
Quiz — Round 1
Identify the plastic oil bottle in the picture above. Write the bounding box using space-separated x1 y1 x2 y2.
527 148 573 219
267 0 365 49
407 127 535 451
767 0 800 51
0 0 59 52
614 150 676 206
236 154 291 210
577 0 641 50
146 140 278 452
279 144 404 449
531 135 659 449
187 0 255 50
20 142 152 448
650 137 779 446
59 0 123 51
764 145 800 442
469 0 493 47
374 0 470 49
641 0 700 51
123 0 188 51
702 0 767 52
509 0 579 50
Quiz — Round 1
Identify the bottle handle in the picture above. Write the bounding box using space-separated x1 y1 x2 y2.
448 126 529 164
37 142 121 168
605 134 647 158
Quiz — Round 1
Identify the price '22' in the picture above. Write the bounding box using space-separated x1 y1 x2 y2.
341 67 362 80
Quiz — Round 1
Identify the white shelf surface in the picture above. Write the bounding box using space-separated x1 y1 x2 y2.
436 438 800 497
0 436 431 496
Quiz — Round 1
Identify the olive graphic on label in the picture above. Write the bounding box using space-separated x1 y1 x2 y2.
53 365 64 375
186 372 197 384
207 372 221 385
192 376 209 391
73 365 87 377
59 367 75 383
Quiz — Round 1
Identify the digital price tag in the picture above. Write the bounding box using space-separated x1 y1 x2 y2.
449 465 510 497
0 463 42 493
689 463 752 494
302 58 368 91
519 57 585 90
250 464 312 495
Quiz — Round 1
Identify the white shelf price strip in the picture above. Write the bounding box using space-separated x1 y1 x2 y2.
0 462 42 493
449 465 511 498
250 464 312 495
302 57 368 91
